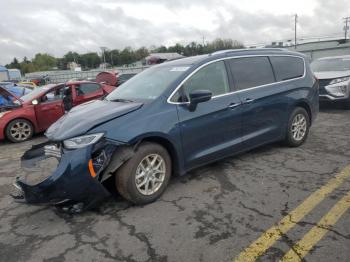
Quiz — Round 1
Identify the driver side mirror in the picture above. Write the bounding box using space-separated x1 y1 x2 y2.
188 90 212 111
32 99 38 105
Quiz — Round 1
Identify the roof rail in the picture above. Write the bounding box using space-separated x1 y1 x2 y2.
210 48 287 56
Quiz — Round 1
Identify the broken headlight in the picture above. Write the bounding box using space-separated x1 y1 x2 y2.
329 76 350 85
63 133 104 149
325 85 348 97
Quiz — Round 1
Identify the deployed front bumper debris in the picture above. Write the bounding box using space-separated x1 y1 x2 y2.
12 139 133 213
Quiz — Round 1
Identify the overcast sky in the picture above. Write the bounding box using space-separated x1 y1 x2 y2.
1 0 349 65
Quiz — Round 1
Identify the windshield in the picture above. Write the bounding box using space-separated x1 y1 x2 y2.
106 65 189 101
20 84 56 102
311 58 350 72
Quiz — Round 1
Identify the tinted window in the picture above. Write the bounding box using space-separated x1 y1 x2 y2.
76 83 101 96
270 56 304 81
180 61 230 100
228 57 275 90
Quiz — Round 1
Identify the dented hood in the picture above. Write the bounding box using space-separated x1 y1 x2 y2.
46 99 143 141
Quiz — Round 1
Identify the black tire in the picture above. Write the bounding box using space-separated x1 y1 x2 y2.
6 119 34 143
285 107 310 147
115 142 171 205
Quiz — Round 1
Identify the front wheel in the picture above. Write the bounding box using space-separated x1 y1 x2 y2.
285 107 310 147
115 142 171 205
6 119 34 143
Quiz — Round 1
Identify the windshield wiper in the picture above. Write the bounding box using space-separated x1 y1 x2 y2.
108 98 134 103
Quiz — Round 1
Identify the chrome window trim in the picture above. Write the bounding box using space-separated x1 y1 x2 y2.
167 54 306 105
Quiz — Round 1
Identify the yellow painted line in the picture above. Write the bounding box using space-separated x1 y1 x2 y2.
234 165 350 262
280 190 350 262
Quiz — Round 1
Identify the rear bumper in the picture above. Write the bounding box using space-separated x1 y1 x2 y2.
13 141 116 211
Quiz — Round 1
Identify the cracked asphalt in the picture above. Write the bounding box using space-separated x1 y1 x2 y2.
0 106 349 262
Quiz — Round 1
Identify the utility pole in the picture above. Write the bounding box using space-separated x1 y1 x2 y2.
344 17 350 42
110 52 114 67
100 47 107 69
294 14 298 49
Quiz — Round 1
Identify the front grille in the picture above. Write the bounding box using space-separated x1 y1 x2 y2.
318 79 332 95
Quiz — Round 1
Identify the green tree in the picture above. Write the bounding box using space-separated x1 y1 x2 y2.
168 43 185 55
32 53 57 70
135 47 149 61
6 57 21 70
153 45 168 53
119 47 134 66
79 52 101 69
20 62 37 74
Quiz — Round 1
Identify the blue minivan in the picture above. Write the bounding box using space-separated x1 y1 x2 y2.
14 49 319 211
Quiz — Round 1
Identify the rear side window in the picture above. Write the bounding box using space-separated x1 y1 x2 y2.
270 56 304 81
228 57 275 90
76 83 101 96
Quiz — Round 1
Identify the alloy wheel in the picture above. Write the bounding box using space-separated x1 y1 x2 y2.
291 114 307 141
10 121 32 141
135 154 166 196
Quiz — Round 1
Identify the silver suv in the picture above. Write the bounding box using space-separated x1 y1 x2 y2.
311 55 350 107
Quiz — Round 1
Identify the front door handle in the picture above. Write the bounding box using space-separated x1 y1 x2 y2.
228 102 241 109
243 98 255 104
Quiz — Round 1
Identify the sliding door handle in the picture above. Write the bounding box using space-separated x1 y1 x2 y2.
243 98 255 104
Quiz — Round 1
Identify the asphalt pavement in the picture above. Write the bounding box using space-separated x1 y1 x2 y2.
0 106 349 262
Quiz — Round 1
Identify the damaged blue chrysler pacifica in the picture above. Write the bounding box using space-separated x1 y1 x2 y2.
13 49 319 211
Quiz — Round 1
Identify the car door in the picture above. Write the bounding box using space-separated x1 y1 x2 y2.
172 60 243 170
34 86 65 131
227 56 289 149
73 83 104 106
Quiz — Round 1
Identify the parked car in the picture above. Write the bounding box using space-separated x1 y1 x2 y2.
14 49 319 212
311 55 350 107
0 80 116 142
0 87 21 108
18 81 38 90
0 82 32 97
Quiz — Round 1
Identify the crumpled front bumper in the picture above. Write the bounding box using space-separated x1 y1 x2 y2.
13 140 119 212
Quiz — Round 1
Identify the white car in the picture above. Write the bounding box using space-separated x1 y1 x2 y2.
311 55 350 107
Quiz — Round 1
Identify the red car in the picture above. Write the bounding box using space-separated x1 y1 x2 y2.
0 81 116 142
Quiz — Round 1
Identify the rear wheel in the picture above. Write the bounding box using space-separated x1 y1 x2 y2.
115 142 171 205
6 119 34 143
285 107 310 147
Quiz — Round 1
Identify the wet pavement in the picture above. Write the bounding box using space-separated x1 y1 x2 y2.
0 107 349 262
